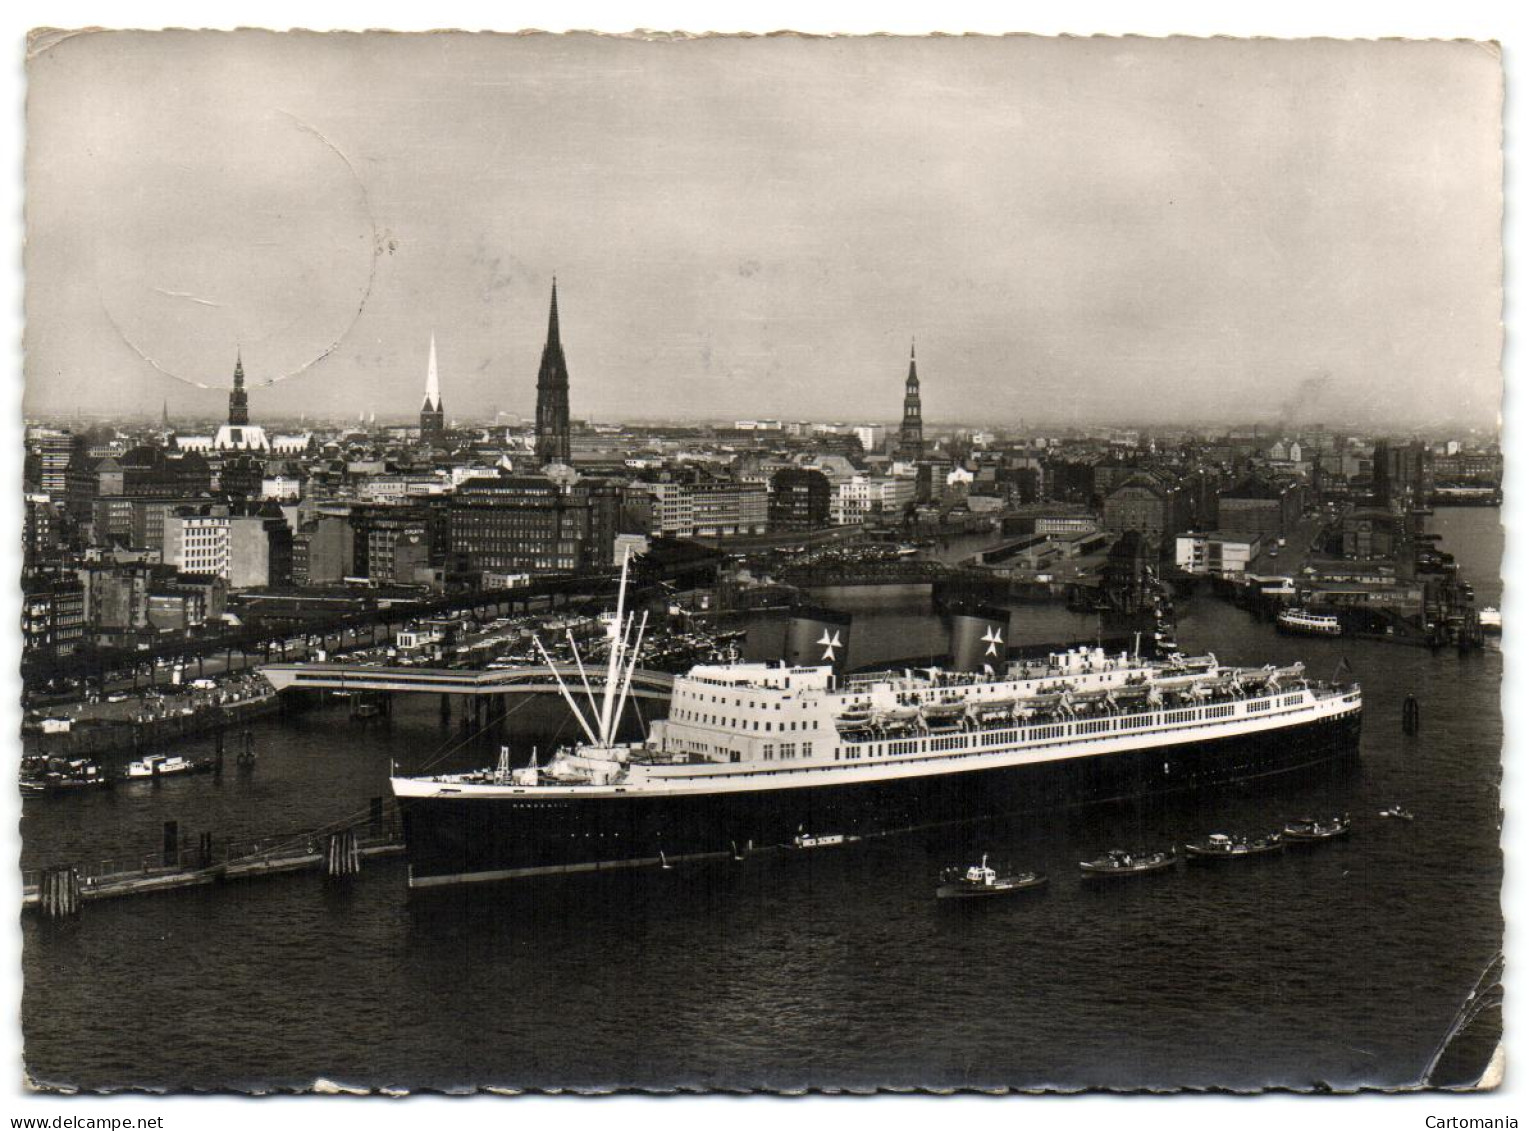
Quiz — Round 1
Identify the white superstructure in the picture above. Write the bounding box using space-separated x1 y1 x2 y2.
394 643 1362 800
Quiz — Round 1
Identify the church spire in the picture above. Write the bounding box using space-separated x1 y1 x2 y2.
420 333 445 442
535 277 571 465
897 338 924 461
228 348 249 425
423 333 441 411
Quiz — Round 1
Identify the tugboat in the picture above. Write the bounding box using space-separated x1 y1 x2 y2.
1079 848 1177 878
20 755 113 794
1183 831 1285 859
936 855 1047 899
125 753 214 779
1379 804 1415 821
1282 815 1352 842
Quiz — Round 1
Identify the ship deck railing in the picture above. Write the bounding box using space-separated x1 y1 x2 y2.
836 680 1354 745
456 684 1363 788
844 658 1147 690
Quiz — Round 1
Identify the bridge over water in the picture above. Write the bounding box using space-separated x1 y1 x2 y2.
778 558 950 587
260 661 676 701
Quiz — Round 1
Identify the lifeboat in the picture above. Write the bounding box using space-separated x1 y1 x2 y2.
921 701 965 719
834 703 874 730
875 706 922 731
966 698 1015 720
1015 692 1068 715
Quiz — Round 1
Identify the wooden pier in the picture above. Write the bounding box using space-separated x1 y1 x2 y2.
23 800 405 916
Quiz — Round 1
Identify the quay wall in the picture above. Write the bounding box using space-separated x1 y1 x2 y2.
25 692 284 758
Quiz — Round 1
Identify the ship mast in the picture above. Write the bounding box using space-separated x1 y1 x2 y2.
534 546 645 752
597 549 633 743
532 634 600 747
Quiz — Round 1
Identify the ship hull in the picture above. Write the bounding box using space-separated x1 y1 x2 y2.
397 710 1362 888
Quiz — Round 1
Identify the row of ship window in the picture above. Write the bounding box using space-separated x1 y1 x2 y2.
760 743 813 760
663 703 1333 782
690 692 798 711
658 696 1323 777
672 708 820 733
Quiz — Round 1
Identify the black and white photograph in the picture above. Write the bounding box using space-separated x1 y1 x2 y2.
8 16 1509 1103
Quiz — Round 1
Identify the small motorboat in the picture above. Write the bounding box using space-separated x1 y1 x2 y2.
126 754 213 779
1183 832 1284 859
1379 805 1415 821
1282 815 1352 842
937 855 1047 900
1079 849 1177 878
790 831 859 850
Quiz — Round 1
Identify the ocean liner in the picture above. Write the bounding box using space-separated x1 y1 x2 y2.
391 558 1363 888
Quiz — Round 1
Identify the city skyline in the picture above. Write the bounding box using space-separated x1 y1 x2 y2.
24 33 1502 431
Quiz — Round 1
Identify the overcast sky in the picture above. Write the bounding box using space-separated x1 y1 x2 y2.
23 32 1502 430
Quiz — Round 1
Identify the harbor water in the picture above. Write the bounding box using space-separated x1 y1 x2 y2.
20 508 1503 1092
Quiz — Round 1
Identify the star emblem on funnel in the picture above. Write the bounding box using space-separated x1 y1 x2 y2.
982 626 1004 657
817 630 843 663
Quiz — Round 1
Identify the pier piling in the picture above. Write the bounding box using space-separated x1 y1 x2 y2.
325 830 361 878
1403 693 1421 735
162 821 179 867
39 866 80 920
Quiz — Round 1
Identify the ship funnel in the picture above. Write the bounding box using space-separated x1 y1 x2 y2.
783 607 853 673
950 605 1010 674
